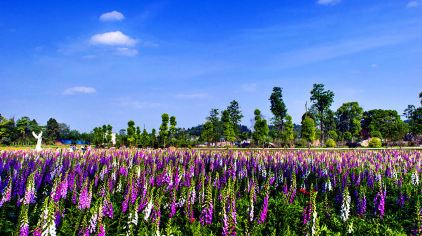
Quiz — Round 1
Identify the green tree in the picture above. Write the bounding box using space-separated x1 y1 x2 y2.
126 120 136 146
46 118 60 144
150 128 158 148
269 87 287 142
336 102 363 142
136 126 141 146
253 109 269 147
207 109 222 142
169 116 177 146
201 121 215 144
362 109 407 142
282 115 294 147
310 83 335 143
301 113 316 145
0 115 15 145
106 125 112 145
221 110 236 142
159 113 170 147
16 117 31 142
226 100 243 139
140 128 150 147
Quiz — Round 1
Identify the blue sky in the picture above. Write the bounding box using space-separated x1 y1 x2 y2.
0 0 421 132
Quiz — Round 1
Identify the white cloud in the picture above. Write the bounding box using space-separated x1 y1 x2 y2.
90 31 137 46
63 86 96 95
371 63 378 68
317 0 341 5
175 93 208 99
115 47 138 56
99 11 125 22
407 1 420 8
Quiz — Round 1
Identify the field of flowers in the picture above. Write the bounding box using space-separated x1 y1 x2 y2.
0 149 421 235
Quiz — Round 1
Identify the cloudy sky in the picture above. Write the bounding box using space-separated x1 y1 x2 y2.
0 0 421 132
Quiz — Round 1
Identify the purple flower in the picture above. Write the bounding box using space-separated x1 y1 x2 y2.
258 193 269 224
19 223 29 236
78 182 92 210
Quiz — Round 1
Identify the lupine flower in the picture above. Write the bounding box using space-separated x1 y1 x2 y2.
258 193 269 224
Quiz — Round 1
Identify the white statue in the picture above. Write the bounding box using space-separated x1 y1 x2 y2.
32 131 43 151
111 133 116 146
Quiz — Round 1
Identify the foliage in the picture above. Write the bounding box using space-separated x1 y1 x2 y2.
159 113 170 147
336 102 363 141
282 115 294 147
301 113 316 144
253 109 269 146
126 120 136 146
226 100 243 139
310 83 335 142
46 118 60 144
362 109 408 142
368 137 382 148
325 138 336 148
269 87 287 141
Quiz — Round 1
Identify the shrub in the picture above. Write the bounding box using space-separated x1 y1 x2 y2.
369 137 382 148
325 138 336 148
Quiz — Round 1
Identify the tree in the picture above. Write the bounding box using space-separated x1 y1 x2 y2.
150 129 158 148
106 125 112 145
221 110 236 142
0 115 15 145
207 108 222 142
140 128 150 147
159 113 170 147
362 109 407 142
58 123 70 140
226 100 243 139
408 107 422 136
126 120 136 146
46 118 60 144
310 83 335 143
282 115 294 147
169 116 177 146
253 109 269 147
16 117 31 142
336 102 363 142
269 87 287 142
201 121 215 144
419 91 422 105
301 113 316 145
136 126 141 146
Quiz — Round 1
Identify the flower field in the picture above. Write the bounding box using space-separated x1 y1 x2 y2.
0 149 421 235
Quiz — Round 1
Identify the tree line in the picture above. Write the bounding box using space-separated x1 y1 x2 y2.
1 84 421 147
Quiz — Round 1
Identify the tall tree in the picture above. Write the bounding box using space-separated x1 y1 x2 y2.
140 128 150 147
136 126 141 146
301 112 316 145
221 110 236 142
269 87 287 141
310 83 335 143
159 113 170 147
226 100 243 139
253 109 269 147
126 120 136 146
282 115 294 147
207 108 222 142
336 102 363 141
46 118 60 144
169 116 177 146
150 128 158 148
201 121 215 144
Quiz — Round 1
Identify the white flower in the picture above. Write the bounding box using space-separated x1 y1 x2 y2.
143 200 153 221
